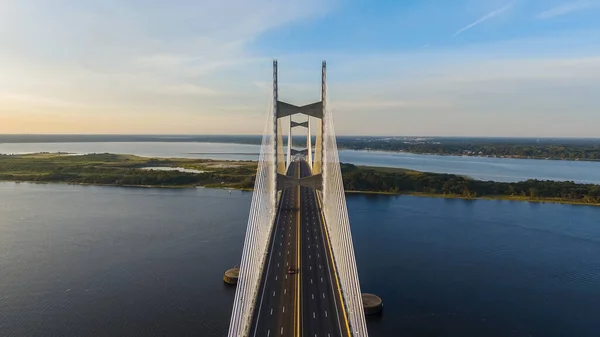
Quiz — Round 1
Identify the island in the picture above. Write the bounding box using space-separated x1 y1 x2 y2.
1 153 599 206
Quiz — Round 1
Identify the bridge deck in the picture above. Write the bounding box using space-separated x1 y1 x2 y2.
299 160 349 337
249 160 348 337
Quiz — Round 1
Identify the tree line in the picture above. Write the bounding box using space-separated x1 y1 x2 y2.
337 139 600 161
341 164 600 203
1 154 599 204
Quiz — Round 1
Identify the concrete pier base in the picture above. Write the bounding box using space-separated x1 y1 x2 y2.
223 268 239 285
362 293 383 315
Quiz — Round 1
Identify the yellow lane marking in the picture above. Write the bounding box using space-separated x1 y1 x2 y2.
316 192 352 337
295 161 301 337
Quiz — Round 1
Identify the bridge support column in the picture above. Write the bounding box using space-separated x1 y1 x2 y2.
362 293 383 315
228 60 368 337
224 267 240 285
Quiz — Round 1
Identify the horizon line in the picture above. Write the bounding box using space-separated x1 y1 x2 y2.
0 133 599 140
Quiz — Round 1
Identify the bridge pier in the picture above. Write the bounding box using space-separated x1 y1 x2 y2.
362 293 383 315
223 267 240 285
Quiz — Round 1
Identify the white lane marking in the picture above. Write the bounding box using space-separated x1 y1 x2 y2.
309 266 312 270
323 292 325 298
279 252 281 256
319 265 322 269
256 189 288 329
285 274 288 280
313 312 316 319
317 254 320 258
287 262 289 266
284 289 287 294
311 278 313 284
309 255 311 259
267 330 270 337
280 327 283 335
275 276 278 281
312 293 314 299
321 277 323 282
273 291 275 297
325 310 328 317
277 263 279 267
282 306 285 313
270 308 273 315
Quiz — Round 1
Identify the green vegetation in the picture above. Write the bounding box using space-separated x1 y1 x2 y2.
337 139 600 161
0 153 256 189
342 164 600 205
1 153 599 206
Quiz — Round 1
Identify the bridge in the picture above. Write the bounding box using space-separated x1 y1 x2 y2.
228 61 368 337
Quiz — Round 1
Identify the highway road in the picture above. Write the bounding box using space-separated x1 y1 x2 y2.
250 162 300 337
250 159 348 337
299 160 348 337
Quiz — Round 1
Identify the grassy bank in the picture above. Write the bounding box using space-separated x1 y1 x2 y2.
342 164 600 206
1 153 599 206
0 153 257 189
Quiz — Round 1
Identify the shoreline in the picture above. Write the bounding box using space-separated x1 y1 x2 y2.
345 190 600 206
3 143 600 163
338 148 600 162
3 180 598 207
2 153 598 207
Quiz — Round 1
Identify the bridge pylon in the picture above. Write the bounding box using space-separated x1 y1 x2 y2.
227 61 368 337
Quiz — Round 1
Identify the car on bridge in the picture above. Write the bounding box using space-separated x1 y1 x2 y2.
288 266 296 274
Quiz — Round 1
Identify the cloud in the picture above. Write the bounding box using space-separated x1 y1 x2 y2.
332 99 448 111
453 3 513 37
537 0 597 19
324 33 600 137
0 93 88 109
0 0 331 133
157 84 219 96
1 1 600 137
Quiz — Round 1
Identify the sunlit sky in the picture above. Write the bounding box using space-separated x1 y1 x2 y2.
1 0 600 137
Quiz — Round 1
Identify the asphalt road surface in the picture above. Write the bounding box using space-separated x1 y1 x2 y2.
299 160 347 337
250 160 348 337
250 163 300 337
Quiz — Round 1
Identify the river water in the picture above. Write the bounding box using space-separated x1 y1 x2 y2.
1 182 599 336
1 142 599 183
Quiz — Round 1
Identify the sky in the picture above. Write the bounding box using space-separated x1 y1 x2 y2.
1 0 600 137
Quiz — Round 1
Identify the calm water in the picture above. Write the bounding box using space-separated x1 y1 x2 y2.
1 142 600 183
0 142 261 161
1 182 600 336
140 167 206 174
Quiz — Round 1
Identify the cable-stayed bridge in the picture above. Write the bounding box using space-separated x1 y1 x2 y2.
228 61 368 337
